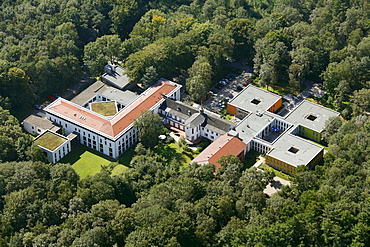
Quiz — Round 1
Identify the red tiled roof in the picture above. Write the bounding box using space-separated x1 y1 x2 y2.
191 134 247 170
46 81 176 138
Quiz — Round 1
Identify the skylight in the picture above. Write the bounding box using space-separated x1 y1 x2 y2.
307 114 317 121
288 147 299 154
251 99 261 105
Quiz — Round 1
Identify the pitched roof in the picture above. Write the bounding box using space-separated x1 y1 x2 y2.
45 80 177 139
23 114 55 130
191 134 247 170
161 98 234 134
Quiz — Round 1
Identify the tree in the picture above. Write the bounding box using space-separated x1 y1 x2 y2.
109 0 139 39
134 110 167 148
351 89 370 117
186 56 212 102
225 18 254 60
140 66 158 89
84 35 122 76
322 116 343 142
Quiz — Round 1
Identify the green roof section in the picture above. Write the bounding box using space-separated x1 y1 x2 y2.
34 131 67 151
90 101 117 116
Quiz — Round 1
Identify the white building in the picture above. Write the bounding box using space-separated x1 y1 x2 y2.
43 79 181 159
158 98 235 142
34 130 77 164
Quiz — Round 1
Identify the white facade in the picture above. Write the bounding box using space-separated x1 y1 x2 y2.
44 80 181 159
35 131 72 164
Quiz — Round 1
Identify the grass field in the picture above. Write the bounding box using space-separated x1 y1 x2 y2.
60 145 115 178
155 142 197 166
118 146 136 166
111 164 129 176
90 101 117 116
35 131 66 151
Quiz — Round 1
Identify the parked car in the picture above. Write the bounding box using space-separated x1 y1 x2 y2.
223 98 230 102
236 86 243 91
216 84 223 89
48 95 56 101
216 102 225 108
219 80 227 86
34 104 42 110
53 94 61 98
225 58 235 63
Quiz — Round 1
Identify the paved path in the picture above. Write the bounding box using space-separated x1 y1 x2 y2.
61 72 94 100
252 155 291 196
264 176 291 196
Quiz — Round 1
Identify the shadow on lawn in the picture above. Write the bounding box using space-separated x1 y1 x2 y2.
60 145 115 165
154 142 188 164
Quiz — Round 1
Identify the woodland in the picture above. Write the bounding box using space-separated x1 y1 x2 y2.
0 0 370 246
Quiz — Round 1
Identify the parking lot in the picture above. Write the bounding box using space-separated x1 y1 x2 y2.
203 71 253 112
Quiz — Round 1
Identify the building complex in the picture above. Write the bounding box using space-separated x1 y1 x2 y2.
23 73 339 175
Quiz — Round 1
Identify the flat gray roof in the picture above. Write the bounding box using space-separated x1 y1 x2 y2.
229 85 282 113
23 114 55 130
71 81 106 105
101 88 138 106
71 81 138 107
102 65 130 89
267 134 323 167
285 100 340 133
234 111 274 144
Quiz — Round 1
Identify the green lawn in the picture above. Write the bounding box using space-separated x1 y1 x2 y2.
111 164 129 176
154 141 197 166
118 145 137 166
35 131 66 151
60 145 115 178
260 163 292 181
91 101 117 116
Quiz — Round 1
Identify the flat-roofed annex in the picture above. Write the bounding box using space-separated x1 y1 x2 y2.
45 80 177 139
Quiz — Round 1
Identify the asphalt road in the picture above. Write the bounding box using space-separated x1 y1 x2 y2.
203 61 254 112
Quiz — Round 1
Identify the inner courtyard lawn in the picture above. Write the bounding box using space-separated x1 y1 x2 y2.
59 145 115 178
90 101 117 116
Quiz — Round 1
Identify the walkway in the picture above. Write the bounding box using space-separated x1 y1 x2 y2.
252 155 291 196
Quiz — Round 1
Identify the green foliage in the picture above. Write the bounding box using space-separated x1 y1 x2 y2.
1 0 370 245
134 110 167 148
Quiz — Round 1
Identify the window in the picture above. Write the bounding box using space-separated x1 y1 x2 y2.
288 147 299 154
251 99 261 105
32 126 34 129
307 114 317 121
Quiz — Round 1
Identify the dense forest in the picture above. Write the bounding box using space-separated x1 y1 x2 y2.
1 0 370 246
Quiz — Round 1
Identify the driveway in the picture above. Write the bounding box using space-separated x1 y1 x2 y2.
203 61 254 112
61 72 94 100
